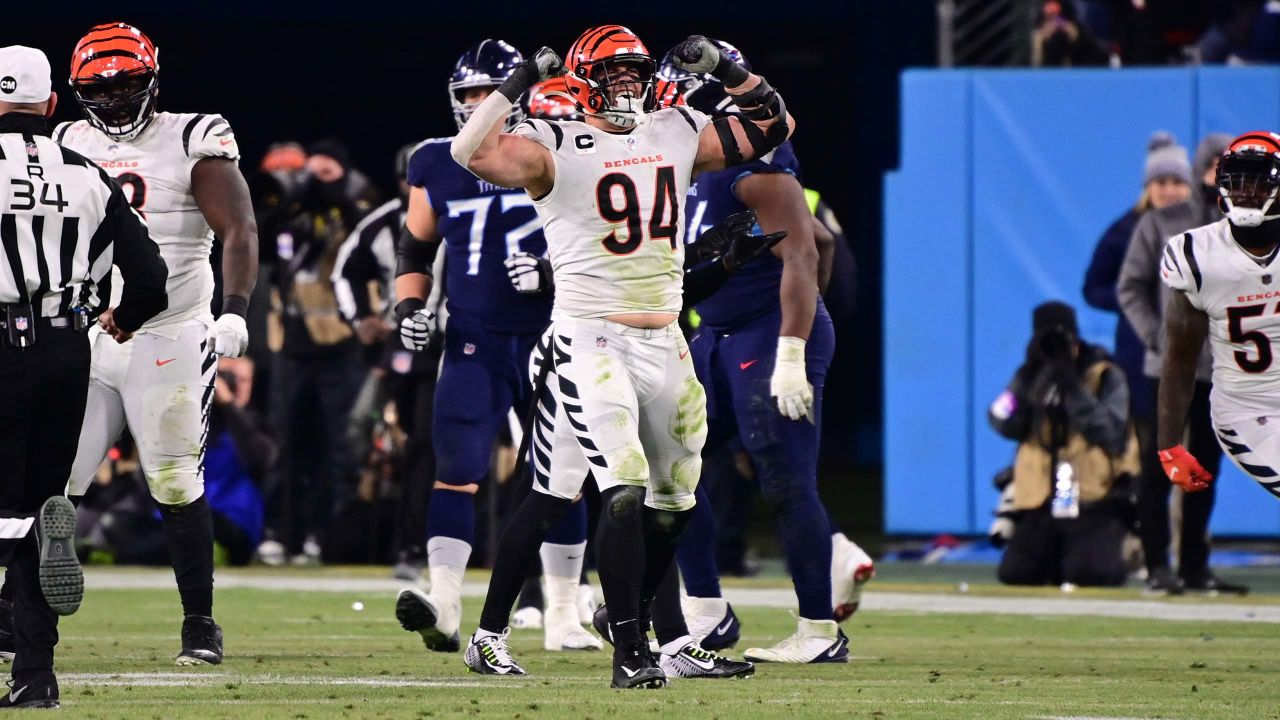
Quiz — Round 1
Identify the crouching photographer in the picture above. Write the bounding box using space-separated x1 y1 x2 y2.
988 302 1139 587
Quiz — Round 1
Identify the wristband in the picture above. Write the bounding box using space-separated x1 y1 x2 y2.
221 294 249 319
394 297 426 323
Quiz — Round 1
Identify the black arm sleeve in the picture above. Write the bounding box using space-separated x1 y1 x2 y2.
395 224 439 278
682 261 730 309
107 183 169 333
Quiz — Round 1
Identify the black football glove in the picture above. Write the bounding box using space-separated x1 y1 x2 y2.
686 209 756 265
722 228 787 274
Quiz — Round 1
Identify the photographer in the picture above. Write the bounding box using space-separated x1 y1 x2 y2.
988 302 1138 588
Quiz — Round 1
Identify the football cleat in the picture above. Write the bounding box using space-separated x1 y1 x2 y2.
611 641 666 690
544 603 602 651
35 496 83 616
683 596 740 651
464 629 526 676
832 533 876 621
396 587 461 652
511 605 543 630
176 615 224 665
0 673 58 709
658 640 754 679
744 619 849 664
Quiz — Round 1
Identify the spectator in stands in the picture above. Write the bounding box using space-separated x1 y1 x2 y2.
1117 133 1248 596
988 302 1137 588
1084 133 1191 425
332 144 442 580
264 139 371 565
1032 0 1111 67
1198 0 1280 64
206 358 277 566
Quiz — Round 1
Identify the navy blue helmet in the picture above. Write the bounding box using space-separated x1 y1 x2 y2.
449 39 525 131
657 39 749 117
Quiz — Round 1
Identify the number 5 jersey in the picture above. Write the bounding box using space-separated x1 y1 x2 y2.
1162 218 1280 424
55 112 238 329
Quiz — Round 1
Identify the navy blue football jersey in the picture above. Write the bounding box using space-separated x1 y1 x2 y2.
688 140 801 330
407 138 552 333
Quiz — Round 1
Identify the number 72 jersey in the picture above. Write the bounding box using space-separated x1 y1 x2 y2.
408 138 551 333
1162 218 1280 423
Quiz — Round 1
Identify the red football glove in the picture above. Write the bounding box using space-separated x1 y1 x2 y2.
1159 445 1213 492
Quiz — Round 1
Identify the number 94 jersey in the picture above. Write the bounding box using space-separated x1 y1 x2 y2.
512 108 711 319
408 138 551 333
55 112 239 328
1162 218 1280 423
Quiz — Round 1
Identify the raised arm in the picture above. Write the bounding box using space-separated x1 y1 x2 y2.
664 36 795 174
450 48 562 197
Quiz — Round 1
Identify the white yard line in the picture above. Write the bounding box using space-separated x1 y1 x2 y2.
82 569 1280 623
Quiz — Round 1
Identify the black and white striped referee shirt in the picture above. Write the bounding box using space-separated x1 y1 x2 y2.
0 112 167 332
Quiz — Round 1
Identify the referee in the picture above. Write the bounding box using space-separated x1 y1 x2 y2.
0 46 167 709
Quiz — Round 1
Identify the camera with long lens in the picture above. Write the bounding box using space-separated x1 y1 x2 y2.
1036 326 1074 363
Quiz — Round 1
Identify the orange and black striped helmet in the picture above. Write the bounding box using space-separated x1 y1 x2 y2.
524 77 580 121
69 22 160 140
563 25 655 128
1217 131 1280 230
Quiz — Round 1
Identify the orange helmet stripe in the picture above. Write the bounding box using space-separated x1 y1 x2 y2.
70 22 158 82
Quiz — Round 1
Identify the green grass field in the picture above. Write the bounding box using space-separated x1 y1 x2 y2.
37 568 1280 719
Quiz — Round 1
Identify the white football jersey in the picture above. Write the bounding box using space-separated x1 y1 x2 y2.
55 112 240 329
512 107 710 319
1162 219 1280 423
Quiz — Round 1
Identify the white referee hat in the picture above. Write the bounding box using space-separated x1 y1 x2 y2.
0 46 52 104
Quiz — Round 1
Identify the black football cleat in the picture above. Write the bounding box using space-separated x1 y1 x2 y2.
0 673 58 709
35 497 82 616
177 615 224 665
611 640 666 689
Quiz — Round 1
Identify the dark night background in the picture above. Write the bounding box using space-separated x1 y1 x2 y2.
3 1 937 534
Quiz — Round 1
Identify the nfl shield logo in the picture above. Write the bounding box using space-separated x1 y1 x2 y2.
463 342 476 355
596 336 607 348
25 142 37 160
14 317 27 331
625 136 638 153
1265 274 1272 285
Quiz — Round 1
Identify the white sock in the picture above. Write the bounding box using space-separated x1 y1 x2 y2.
427 536 470 601
539 541 586 581
544 574 578 609
474 626 501 640
660 634 694 656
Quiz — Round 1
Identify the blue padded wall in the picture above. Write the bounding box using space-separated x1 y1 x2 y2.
885 66 1280 536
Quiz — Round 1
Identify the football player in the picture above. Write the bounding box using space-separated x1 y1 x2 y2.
391 40 599 655
1159 132 1280 502
658 40 865 663
445 25 793 688
56 22 257 665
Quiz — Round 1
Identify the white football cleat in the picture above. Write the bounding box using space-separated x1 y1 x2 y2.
743 618 849 664
511 606 543 630
395 586 461 652
683 595 741 651
543 603 602 651
464 629 526 675
831 533 875 621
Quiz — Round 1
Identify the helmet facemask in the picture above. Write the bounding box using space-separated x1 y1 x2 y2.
448 79 525 132
1217 151 1280 230
73 67 158 141
584 56 655 129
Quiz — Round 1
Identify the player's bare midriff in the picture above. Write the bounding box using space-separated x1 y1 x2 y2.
605 311 679 329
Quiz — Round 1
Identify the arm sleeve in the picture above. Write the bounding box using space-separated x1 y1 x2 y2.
183 114 240 174
1116 213 1164 349
682 260 731 308
1159 233 1204 310
106 181 169 332
1062 365 1131 456
1082 217 1129 312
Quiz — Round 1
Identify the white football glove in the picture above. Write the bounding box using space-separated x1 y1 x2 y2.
207 314 249 358
770 336 814 423
398 307 436 352
504 252 552 294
